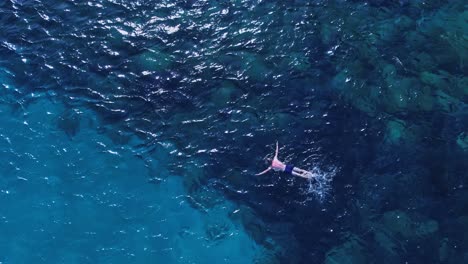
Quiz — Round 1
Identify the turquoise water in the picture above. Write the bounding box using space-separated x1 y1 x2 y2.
0 100 262 263
1 0 467 263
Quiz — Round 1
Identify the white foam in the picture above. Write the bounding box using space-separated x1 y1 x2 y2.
304 166 337 202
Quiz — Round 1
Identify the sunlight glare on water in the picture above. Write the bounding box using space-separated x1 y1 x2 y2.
1 0 467 263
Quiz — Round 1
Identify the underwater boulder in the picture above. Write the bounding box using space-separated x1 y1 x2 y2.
375 23 398 44
320 23 339 46
456 132 468 151
229 205 298 264
230 205 268 246
238 52 271 82
373 15 412 44
414 219 439 237
381 210 413 238
133 47 173 73
210 81 242 108
246 58 270 82
350 95 379 115
456 77 468 97
413 85 435 112
356 209 441 261
410 52 437 72
280 52 310 73
384 119 407 145
420 71 451 91
365 0 410 7
324 234 367 264
270 112 296 128
382 73 437 113
438 238 450 263
394 15 414 31
253 249 281 264
181 165 224 211
104 129 132 145
433 90 461 113
405 31 427 48
0 68 18 104
203 210 232 243
331 69 352 92
382 63 397 81
0 68 15 90
455 216 468 247
441 10 468 70
382 78 416 113
56 109 81 138
373 230 400 258
418 7 467 71
409 0 446 10
332 65 383 115
381 210 439 239
107 27 125 47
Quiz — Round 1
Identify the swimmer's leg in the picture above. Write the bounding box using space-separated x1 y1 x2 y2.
292 167 315 179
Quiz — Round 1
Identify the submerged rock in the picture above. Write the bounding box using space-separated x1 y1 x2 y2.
381 210 413 238
374 19 405 44
456 77 468 96
420 71 451 90
385 119 405 144
324 234 367 264
381 210 439 239
133 47 173 73
456 132 468 151
245 55 271 82
222 51 268 82
56 109 80 138
438 238 450 263
282 52 310 73
321 23 339 46
440 10 468 70
373 230 400 257
419 71 466 99
383 78 416 112
410 52 437 71
433 90 462 113
331 69 352 92
182 165 224 211
414 219 439 237
414 85 435 112
0 68 15 90
210 81 241 107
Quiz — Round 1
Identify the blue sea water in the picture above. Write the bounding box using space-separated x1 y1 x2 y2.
0 99 265 263
1 0 467 263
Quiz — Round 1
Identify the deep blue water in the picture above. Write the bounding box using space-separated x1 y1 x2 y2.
1 0 467 263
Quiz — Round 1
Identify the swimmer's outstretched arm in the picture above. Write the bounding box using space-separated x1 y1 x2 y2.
274 141 279 159
255 167 271 176
255 142 280 176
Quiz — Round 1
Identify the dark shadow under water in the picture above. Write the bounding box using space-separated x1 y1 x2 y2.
1 0 467 263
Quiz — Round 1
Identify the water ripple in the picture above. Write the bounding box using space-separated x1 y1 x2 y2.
1 0 467 263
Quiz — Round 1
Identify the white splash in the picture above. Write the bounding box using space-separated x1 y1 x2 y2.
304 166 337 202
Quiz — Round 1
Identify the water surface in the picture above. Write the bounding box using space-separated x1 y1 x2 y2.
1 0 467 263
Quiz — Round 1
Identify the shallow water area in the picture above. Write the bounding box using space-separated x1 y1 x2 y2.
0 99 263 263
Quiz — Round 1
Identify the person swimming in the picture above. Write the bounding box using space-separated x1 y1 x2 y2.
256 142 315 179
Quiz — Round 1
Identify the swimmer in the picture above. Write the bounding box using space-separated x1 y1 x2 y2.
256 142 315 179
